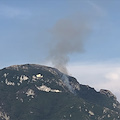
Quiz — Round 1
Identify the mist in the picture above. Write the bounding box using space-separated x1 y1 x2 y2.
48 16 91 74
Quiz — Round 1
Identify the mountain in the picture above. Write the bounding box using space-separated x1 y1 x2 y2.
0 64 120 120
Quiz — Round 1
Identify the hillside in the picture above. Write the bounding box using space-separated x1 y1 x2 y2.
0 64 119 120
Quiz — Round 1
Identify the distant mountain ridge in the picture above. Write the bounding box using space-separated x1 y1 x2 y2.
0 64 120 120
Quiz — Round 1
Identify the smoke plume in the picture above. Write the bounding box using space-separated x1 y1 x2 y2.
48 16 91 74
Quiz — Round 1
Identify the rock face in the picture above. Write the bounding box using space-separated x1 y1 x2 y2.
0 64 120 120
100 89 117 100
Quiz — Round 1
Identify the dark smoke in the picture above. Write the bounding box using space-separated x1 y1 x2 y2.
48 17 91 74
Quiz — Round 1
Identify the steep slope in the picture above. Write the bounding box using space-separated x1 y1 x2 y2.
0 64 119 120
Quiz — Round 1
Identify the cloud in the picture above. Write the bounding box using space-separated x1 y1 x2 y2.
0 4 31 19
105 72 120 81
67 61 120 102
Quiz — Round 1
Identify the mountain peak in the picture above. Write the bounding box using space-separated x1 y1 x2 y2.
5 64 47 71
100 89 117 100
0 64 120 120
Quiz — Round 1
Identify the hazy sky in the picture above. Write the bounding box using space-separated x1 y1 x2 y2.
0 0 120 101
